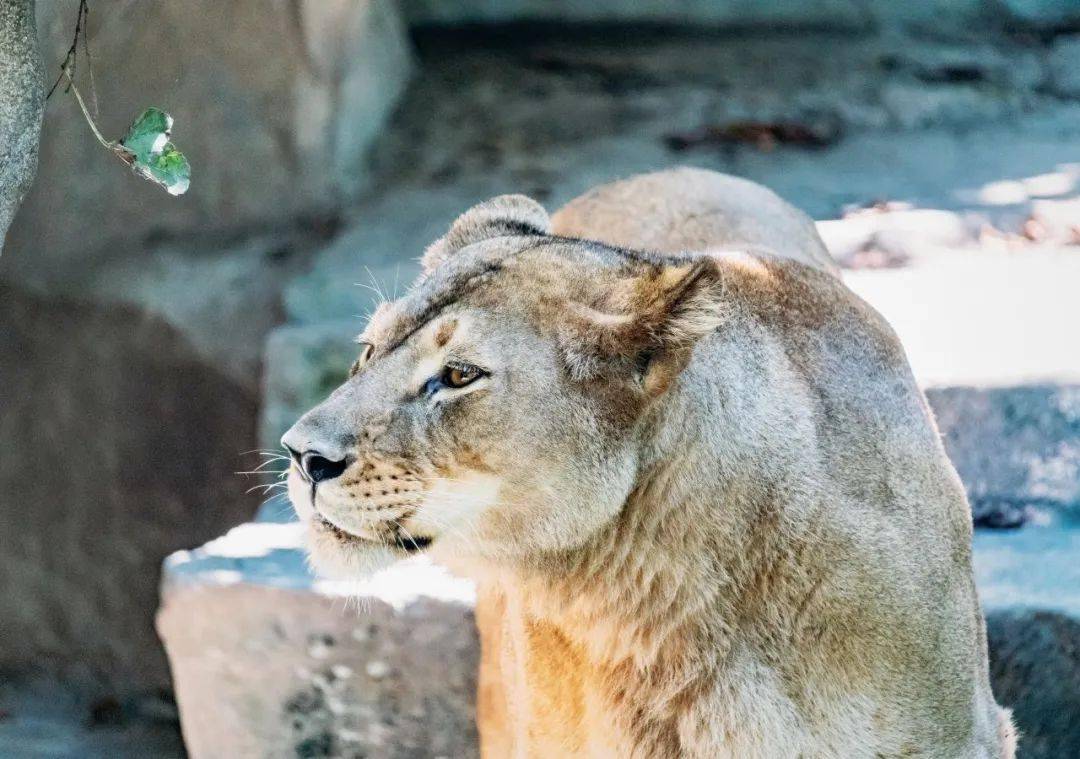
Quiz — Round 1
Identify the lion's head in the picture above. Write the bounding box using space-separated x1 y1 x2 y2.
282 194 725 578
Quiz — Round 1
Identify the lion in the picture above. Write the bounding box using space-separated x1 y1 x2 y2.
282 167 1015 758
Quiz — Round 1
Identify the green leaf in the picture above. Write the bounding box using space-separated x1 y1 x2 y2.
118 107 191 196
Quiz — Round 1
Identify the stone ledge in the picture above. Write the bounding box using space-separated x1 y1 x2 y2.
161 519 1080 758
157 524 479 759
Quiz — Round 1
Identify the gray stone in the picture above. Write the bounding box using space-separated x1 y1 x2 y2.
400 0 996 38
974 524 1080 758
157 519 1080 758
0 0 43 249
157 523 479 759
6 0 411 283
260 321 370 462
2 0 412 385
87 231 326 389
0 678 183 759
930 386 1080 524
1049 36 1080 99
0 282 262 694
995 0 1080 31
987 609 1080 759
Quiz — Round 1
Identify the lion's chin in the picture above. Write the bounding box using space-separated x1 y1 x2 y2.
303 517 433 580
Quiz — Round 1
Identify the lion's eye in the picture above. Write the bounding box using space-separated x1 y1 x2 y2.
349 341 374 377
443 363 483 388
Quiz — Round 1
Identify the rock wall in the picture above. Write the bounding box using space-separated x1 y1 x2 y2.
0 0 43 247
0 0 415 700
3 0 413 391
0 283 262 692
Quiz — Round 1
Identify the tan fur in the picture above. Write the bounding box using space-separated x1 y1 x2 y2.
283 168 1014 758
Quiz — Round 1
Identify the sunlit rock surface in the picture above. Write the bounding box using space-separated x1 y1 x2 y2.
159 516 1080 758
158 523 479 759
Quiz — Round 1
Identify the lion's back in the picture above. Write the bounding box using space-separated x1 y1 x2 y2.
551 167 840 276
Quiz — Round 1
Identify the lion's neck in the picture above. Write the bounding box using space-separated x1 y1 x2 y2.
475 377 832 756
479 451 756 755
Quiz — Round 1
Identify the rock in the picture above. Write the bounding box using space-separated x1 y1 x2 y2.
157 523 479 759
2 0 411 383
974 525 1080 758
7 0 411 279
0 282 262 694
995 0 1080 32
0 677 184 759
400 0 872 30
1049 36 1080 99
929 386 1080 524
87 231 328 389
987 609 1080 758
0 0 43 248
155 520 1080 757
260 321 367 463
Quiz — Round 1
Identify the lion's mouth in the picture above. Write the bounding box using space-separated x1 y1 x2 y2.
312 513 432 554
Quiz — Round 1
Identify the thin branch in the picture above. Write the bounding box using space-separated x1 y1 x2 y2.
80 1 99 116
46 0 89 100
63 68 114 152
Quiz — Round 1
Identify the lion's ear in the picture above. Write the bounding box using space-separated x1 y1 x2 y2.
422 195 550 273
560 259 726 396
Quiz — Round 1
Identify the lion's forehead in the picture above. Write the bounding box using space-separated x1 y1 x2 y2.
359 239 623 354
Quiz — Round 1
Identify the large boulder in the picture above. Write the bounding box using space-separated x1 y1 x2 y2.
1 0 412 391
6 0 410 287
157 518 1080 757
0 0 43 248
975 526 1080 758
0 282 262 693
930 385 1080 525
400 0 992 38
157 523 479 759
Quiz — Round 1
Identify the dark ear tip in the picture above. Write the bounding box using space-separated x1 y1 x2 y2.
421 195 551 273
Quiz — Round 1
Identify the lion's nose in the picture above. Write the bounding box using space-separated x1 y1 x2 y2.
281 424 352 483
299 451 347 483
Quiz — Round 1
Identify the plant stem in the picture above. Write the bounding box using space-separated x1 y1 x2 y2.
63 67 114 152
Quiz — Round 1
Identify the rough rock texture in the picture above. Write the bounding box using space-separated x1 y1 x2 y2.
0 0 43 248
986 611 1080 759
0 282 262 693
1 0 412 388
1048 36 1080 98
931 386 1080 525
401 0 1000 38
7 0 410 288
157 523 479 759
156 520 1080 757
975 525 1080 758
